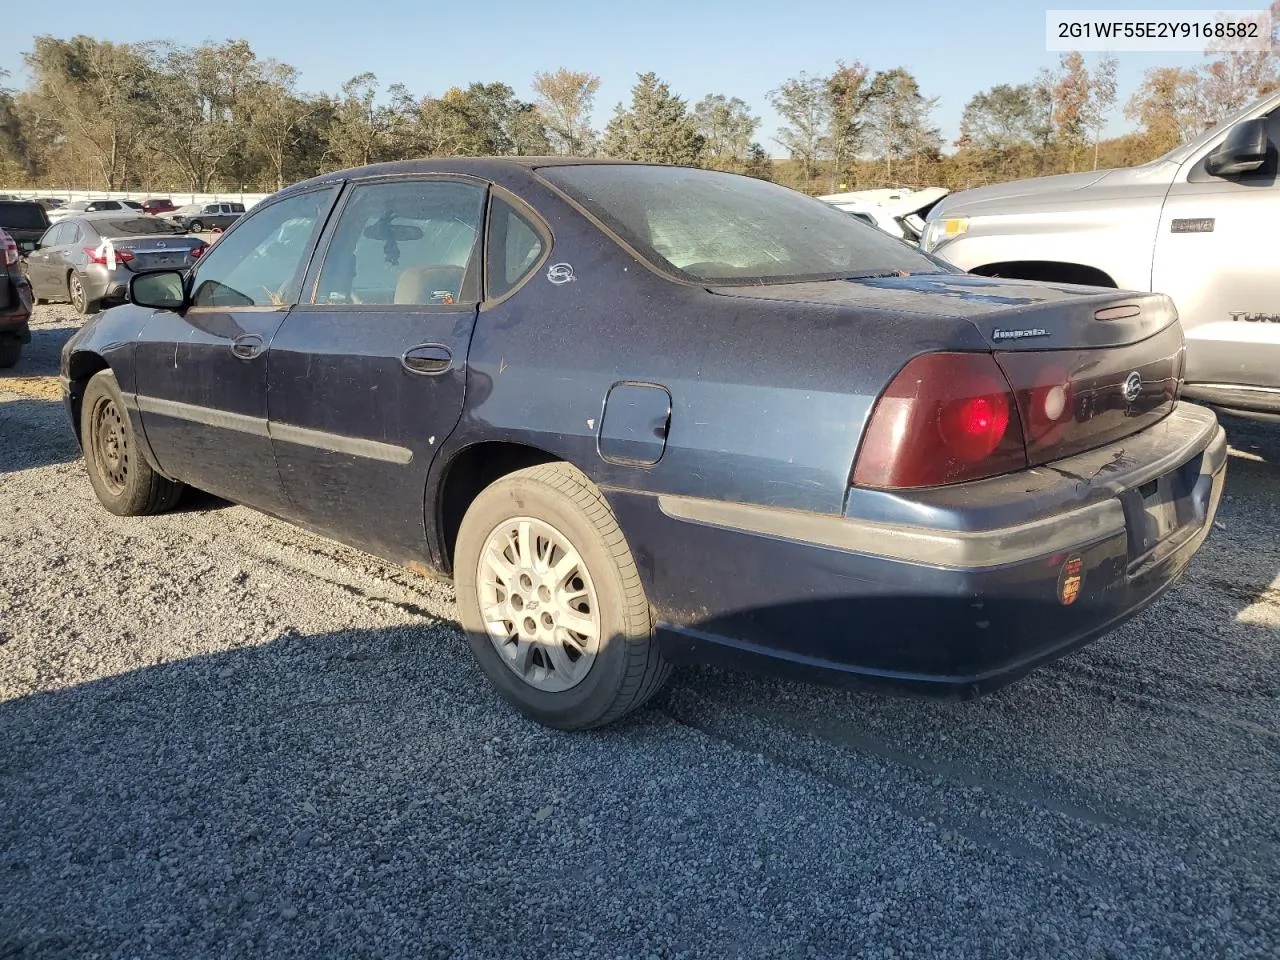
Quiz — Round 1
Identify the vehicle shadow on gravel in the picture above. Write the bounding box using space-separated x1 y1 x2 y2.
0 396 81 472
1 317 79 375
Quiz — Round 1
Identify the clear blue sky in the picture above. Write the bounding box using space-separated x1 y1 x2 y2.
5 0 1221 154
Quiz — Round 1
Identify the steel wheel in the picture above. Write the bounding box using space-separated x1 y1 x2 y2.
69 273 87 314
89 393 129 496
476 516 601 693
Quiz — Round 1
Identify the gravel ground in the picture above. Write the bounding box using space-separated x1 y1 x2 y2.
2 305 1278 959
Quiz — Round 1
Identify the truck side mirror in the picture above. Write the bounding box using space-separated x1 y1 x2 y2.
1204 117 1270 177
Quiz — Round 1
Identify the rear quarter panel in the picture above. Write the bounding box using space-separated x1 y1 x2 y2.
434 172 989 561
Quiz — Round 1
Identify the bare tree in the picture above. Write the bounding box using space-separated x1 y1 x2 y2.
532 69 600 156
768 73 829 185
1088 55 1118 170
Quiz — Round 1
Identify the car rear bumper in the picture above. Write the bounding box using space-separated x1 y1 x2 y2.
82 264 131 304
607 403 1226 695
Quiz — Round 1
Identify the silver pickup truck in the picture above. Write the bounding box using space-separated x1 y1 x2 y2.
922 90 1280 420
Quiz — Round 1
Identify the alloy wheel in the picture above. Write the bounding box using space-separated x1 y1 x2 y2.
69 273 87 314
476 517 601 693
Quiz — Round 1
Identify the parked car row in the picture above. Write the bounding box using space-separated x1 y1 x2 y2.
37 198 245 232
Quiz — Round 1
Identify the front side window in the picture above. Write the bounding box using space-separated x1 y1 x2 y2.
41 223 67 246
486 197 545 300
541 164 944 285
314 179 485 306
190 188 334 308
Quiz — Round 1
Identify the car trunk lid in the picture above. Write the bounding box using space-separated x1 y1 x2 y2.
709 272 1185 466
101 234 205 272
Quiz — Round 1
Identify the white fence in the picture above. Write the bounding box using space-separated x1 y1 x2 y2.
0 188 271 208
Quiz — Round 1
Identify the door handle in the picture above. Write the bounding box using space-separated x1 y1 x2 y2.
401 343 453 376
231 334 264 360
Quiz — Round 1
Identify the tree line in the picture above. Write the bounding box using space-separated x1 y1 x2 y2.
0 22 1276 198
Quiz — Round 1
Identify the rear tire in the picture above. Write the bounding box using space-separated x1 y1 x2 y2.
455 462 670 730
68 272 98 315
0 340 20 368
81 370 184 516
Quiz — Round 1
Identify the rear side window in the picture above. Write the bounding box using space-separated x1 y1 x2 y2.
40 223 67 246
314 179 486 306
486 197 546 300
541 164 941 284
0 203 49 230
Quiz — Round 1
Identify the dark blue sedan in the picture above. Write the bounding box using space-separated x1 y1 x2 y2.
59 159 1227 729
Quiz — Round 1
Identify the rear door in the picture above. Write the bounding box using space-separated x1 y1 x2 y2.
131 186 339 512
1154 106 1280 396
266 176 488 561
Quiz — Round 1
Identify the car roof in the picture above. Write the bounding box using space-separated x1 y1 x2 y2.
280 156 645 198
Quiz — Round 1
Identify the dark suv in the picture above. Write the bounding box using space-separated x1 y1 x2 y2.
0 200 51 257
0 229 34 368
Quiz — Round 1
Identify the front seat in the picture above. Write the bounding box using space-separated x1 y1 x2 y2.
394 265 464 305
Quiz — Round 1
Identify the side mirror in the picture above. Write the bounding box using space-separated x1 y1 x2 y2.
130 270 187 310
1205 117 1270 177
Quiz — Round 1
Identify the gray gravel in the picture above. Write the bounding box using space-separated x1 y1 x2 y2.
2 304 1279 959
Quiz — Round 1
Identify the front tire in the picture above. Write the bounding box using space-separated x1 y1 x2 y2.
189 220 204 233
81 370 184 516
455 462 670 730
0 340 20 368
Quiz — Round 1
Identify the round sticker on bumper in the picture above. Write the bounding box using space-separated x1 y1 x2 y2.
1058 555 1084 605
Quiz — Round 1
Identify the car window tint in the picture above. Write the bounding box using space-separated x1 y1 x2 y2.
486 197 545 299
542 164 942 285
190 189 332 308
315 179 485 306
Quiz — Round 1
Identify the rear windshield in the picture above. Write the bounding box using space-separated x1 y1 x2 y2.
540 164 944 285
97 218 185 236
0 202 49 229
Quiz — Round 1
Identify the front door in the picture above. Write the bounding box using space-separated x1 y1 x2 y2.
267 177 487 562
1154 106 1280 397
131 186 339 512
25 222 68 295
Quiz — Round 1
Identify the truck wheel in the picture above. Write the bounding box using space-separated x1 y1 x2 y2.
455 462 670 730
0 340 20 368
81 370 184 516
189 220 204 233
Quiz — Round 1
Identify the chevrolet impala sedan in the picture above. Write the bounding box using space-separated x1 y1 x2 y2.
59 159 1227 729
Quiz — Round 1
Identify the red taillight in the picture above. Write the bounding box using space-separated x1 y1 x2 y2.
85 246 134 266
190 244 206 259
853 352 1027 489
0 230 17 267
